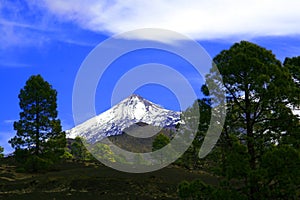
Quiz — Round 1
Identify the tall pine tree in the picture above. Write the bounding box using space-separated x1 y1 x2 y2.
9 75 66 166
206 41 299 199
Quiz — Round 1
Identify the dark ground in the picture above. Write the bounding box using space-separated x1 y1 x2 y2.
0 158 218 200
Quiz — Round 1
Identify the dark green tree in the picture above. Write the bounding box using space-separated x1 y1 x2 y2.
0 146 4 158
282 56 300 148
70 137 92 160
9 75 66 170
90 142 117 163
152 133 170 151
258 145 300 199
152 133 170 164
175 97 212 169
206 41 299 199
283 56 300 89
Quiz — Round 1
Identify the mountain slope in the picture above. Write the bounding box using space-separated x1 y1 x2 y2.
106 122 175 153
67 94 181 143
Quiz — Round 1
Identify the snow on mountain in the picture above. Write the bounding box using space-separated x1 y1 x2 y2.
66 94 181 143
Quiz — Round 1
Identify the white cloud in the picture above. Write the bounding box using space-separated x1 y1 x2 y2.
31 0 300 42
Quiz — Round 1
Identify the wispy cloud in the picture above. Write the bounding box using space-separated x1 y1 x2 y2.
0 19 54 32
0 20 50 48
57 38 97 47
0 62 32 68
3 119 16 124
29 0 300 42
0 1 98 49
0 19 98 48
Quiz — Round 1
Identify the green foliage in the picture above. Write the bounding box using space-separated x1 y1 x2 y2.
204 41 299 199
179 42 300 199
283 56 300 115
8 75 66 171
283 56 300 148
44 131 67 163
70 137 92 161
211 41 297 150
178 181 191 199
178 179 247 200
284 56 300 89
90 143 117 163
152 133 170 151
60 150 73 160
218 135 250 180
0 146 4 158
176 99 211 169
179 179 213 199
14 148 30 164
257 145 300 199
152 133 171 164
24 155 53 172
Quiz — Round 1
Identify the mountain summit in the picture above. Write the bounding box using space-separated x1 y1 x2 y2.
67 94 181 143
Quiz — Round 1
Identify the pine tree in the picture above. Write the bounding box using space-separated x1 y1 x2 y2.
206 41 299 199
9 75 66 169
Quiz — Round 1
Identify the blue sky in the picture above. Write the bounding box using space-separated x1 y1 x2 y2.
1 0 300 154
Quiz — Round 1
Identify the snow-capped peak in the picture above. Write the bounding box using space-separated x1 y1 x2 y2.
67 94 181 143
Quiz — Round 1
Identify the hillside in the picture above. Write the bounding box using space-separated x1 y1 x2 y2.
107 122 175 153
0 157 218 200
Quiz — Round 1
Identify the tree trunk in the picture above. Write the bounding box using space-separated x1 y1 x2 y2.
35 93 40 156
245 90 257 200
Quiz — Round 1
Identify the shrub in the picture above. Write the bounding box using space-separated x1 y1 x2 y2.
24 155 53 172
